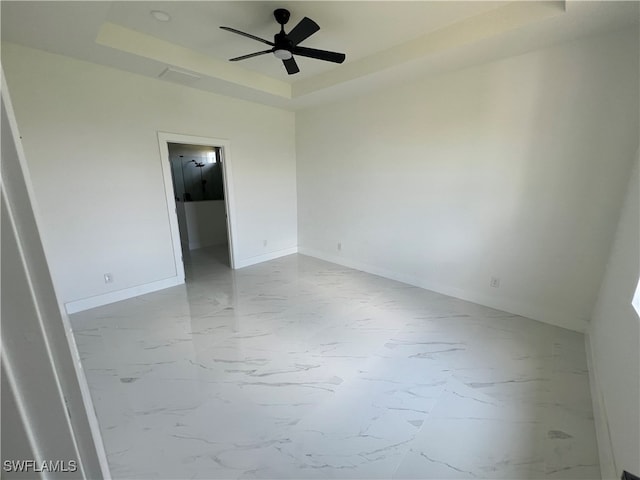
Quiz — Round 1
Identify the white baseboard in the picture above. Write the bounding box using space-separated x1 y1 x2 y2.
298 247 587 333
585 332 617 480
64 276 184 314
66 246 298 313
234 246 298 269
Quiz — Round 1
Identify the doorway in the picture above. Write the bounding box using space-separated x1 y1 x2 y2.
157 133 237 280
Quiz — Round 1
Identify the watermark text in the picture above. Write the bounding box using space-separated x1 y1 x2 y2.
3 460 78 473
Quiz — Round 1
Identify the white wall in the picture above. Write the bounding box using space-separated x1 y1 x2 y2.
184 200 228 250
588 150 639 479
2 43 297 308
296 28 639 332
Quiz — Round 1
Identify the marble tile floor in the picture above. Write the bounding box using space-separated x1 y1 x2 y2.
71 246 600 479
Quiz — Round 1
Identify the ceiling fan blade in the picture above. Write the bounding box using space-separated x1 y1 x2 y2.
282 57 300 75
229 49 273 61
219 26 274 46
287 17 320 46
292 46 346 64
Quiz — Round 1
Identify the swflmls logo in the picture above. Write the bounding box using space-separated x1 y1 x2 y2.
3 460 78 473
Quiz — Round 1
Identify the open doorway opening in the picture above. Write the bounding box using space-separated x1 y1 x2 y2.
168 142 229 267
158 133 237 280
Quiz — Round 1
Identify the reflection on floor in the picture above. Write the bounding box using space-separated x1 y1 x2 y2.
71 245 599 479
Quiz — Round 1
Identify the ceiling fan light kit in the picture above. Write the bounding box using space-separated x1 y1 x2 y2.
220 8 346 75
274 49 293 60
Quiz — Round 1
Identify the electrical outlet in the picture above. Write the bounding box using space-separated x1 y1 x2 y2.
104 273 113 284
263 239 268 247
490 277 500 288
337 242 342 251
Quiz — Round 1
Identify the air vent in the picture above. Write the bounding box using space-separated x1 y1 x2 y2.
158 67 201 85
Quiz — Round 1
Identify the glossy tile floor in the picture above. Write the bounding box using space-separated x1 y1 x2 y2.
71 246 599 479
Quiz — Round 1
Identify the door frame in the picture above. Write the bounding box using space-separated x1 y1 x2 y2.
157 132 237 273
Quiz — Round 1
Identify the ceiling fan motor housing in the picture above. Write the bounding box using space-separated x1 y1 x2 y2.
273 31 294 58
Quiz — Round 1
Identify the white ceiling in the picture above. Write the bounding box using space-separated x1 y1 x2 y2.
1 1 638 110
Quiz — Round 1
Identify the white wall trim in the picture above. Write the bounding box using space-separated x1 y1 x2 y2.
585 332 617 480
157 134 187 281
65 276 183 315
235 246 298 269
299 246 587 333
157 132 238 271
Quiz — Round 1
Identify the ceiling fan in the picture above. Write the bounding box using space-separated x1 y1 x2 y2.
220 8 346 75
